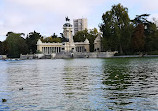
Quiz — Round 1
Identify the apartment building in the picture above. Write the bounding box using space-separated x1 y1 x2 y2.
73 18 88 35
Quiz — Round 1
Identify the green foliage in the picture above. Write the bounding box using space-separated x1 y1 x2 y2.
0 41 3 55
88 28 98 52
73 29 88 42
147 51 158 55
100 4 158 55
42 36 62 43
36 50 42 54
0 41 8 55
26 31 42 54
131 24 145 52
6 32 28 58
132 14 158 53
51 33 58 38
100 3 132 54
132 14 150 25
144 23 158 52
73 28 98 52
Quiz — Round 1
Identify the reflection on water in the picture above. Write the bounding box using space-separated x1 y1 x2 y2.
0 58 158 110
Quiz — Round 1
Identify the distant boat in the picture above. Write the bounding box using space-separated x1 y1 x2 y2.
3 59 21 61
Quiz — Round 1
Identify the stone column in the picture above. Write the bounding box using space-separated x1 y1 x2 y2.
51 47 52 54
59 47 61 53
55 47 57 53
47 47 49 54
46 47 47 54
45 47 47 54
47 47 48 54
49 47 51 54
57 47 59 53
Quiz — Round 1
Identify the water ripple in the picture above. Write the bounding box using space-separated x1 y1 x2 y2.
0 58 158 110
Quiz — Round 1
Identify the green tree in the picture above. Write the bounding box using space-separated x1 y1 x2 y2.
131 24 145 52
132 14 150 26
87 28 98 52
26 31 42 54
73 29 88 42
100 3 132 54
42 36 62 43
144 22 158 53
0 41 8 55
0 41 3 55
131 14 158 53
6 32 28 58
51 33 58 38
41 33 61 43
73 28 98 52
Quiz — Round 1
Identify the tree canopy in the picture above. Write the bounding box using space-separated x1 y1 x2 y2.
100 3 132 54
41 33 62 43
6 32 28 58
26 31 42 54
73 28 98 52
100 3 158 55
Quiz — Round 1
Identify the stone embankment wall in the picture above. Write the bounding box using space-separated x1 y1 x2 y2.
20 54 35 60
54 52 117 59
20 51 117 59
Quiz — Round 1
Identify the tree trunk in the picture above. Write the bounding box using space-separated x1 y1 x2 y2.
119 44 123 54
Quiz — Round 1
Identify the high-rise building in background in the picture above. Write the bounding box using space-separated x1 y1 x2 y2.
73 18 88 35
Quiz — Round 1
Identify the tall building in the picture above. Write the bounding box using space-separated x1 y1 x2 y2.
73 18 87 35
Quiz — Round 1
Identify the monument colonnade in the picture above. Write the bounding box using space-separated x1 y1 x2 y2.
42 46 61 54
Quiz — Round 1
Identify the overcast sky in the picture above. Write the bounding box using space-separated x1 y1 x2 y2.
0 0 158 41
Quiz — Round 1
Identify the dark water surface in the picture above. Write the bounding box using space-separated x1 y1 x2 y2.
0 58 158 111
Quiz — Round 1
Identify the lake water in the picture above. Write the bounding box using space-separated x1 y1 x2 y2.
0 58 158 111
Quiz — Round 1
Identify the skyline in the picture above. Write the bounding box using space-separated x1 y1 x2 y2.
0 0 158 41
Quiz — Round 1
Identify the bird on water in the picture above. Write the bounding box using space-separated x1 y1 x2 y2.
19 87 23 90
2 99 7 102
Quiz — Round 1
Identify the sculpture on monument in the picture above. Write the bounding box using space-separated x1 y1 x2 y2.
65 16 70 22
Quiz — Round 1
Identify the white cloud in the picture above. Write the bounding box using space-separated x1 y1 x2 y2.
141 0 158 11
0 0 106 41
0 0 158 41
6 0 105 16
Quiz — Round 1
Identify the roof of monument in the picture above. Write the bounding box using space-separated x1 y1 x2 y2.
63 23 72 27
